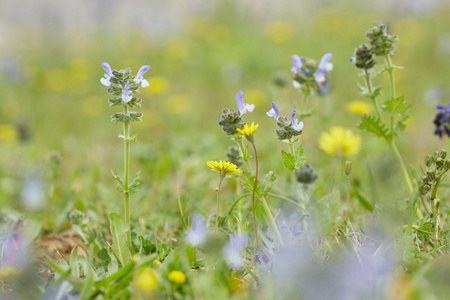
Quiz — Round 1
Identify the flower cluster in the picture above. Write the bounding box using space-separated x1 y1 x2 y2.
349 44 376 70
267 101 303 140
101 63 150 105
433 104 450 138
290 53 333 95
419 150 450 196
219 90 255 135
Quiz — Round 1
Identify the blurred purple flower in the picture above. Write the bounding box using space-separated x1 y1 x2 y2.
223 233 247 269
186 214 207 247
291 55 303 74
100 62 113 87
267 101 280 120
291 110 304 132
134 65 151 88
122 81 132 103
235 90 255 116
314 53 333 84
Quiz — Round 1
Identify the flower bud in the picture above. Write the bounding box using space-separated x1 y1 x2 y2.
219 109 244 135
426 170 436 182
439 149 447 159
436 157 444 170
366 24 398 56
425 154 434 167
344 161 352 176
419 184 431 195
445 159 450 170
295 165 318 184
353 44 376 69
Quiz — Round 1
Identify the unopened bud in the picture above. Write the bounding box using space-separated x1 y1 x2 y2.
344 161 352 176
425 154 434 167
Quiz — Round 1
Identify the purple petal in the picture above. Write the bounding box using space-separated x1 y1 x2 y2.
102 62 113 76
236 90 244 111
436 104 445 110
349 57 355 63
137 65 151 78
291 55 303 74
291 110 296 124
267 101 279 119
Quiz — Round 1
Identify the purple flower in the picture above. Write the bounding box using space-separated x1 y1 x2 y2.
291 110 304 132
267 101 280 120
291 55 303 74
186 214 207 246
235 90 255 116
223 233 247 269
349 57 356 63
134 65 151 88
100 62 113 87
314 53 333 84
122 81 132 103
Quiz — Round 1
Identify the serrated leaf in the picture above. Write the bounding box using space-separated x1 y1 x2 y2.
128 172 141 195
360 86 382 99
111 170 124 192
294 145 307 169
261 171 277 197
109 213 132 266
358 115 388 139
382 95 410 115
395 235 418 262
281 150 295 171
241 173 255 192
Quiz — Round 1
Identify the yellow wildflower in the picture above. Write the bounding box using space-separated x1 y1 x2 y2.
144 76 170 96
346 100 371 116
168 270 186 285
0 124 18 146
207 160 242 178
319 126 361 156
236 122 259 142
135 267 159 294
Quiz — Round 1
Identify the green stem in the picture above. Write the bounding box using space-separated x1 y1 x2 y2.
123 104 132 249
384 55 396 99
390 141 414 194
267 192 307 211
237 138 253 174
215 178 224 233
251 142 259 246
288 138 295 156
364 69 383 121
301 93 309 117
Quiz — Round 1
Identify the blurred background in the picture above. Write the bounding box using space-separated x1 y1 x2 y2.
1 0 450 230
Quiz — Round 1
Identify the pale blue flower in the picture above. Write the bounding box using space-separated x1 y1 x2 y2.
223 233 247 269
122 81 132 103
291 54 303 74
186 214 207 246
291 110 304 132
314 53 333 84
133 65 151 88
100 62 113 87
236 90 255 116
267 101 280 120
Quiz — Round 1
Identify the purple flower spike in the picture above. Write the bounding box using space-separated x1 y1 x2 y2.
100 62 113 87
122 81 132 103
291 110 304 132
291 54 303 74
236 90 255 116
186 214 207 247
223 233 247 269
267 101 280 120
134 65 151 88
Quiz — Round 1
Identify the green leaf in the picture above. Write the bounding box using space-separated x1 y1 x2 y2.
294 145 307 169
70 246 80 278
111 170 124 193
261 171 277 197
382 95 408 114
281 150 295 171
241 173 255 192
109 213 132 266
357 115 388 139
360 86 382 99
78 257 96 300
128 172 141 195
353 190 374 212
395 235 418 262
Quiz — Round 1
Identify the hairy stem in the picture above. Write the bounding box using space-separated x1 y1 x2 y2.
215 178 224 233
123 104 132 249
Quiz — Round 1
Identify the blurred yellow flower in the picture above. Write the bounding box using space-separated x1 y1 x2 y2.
346 100 371 116
0 125 18 146
236 122 259 141
243 89 266 109
144 76 170 96
207 160 242 177
45 69 68 92
265 21 294 44
135 267 159 294
319 126 361 156
164 94 191 115
168 270 186 285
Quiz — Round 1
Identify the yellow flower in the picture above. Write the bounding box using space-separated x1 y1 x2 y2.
0 124 18 146
207 160 242 177
135 267 159 294
346 100 371 116
0 266 21 280
265 21 294 44
168 270 186 285
143 76 170 96
319 126 361 156
236 122 259 141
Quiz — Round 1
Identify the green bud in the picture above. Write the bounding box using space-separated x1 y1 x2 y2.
425 154 434 167
69 209 85 225
439 149 447 159
226 146 243 168
353 44 376 69
366 24 398 56
344 161 352 176
275 117 302 140
295 165 318 184
419 184 431 195
426 170 436 182
445 159 450 171
219 108 244 135
436 157 445 170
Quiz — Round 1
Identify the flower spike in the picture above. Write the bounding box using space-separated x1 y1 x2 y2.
235 90 255 116
122 81 132 103
134 65 151 88
101 62 113 87
267 101 280 120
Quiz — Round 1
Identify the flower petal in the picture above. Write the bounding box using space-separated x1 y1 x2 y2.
267 101 279 119
101 77 111 87
102 62 113 76
137 65 151 78
141 79 149 88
